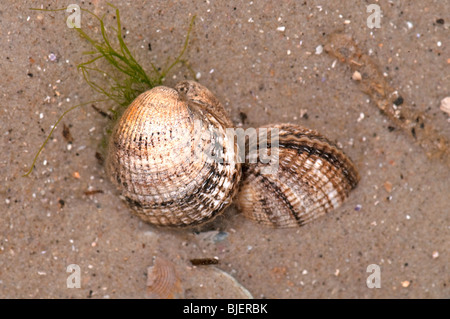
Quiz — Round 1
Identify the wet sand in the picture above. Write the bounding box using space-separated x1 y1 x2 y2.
1 0 448 298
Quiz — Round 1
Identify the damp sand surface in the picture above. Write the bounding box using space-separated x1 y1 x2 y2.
1 1 449 298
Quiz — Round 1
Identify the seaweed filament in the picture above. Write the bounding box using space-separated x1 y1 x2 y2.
24 3 195 176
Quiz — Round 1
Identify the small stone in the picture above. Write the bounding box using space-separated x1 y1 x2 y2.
315 45 323 55
432 251 439 259
401 280 410 288
276 26 286 32
299 109 308 119
357 112 365 122
72 171 81 179
384 181 393 193
393 96 404 106
439 97 450 115
48 53 57 62
352 71 362 81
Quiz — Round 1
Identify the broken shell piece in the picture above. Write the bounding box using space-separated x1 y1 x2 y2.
440 97 450 116
146 256 183 299
184 266 253 299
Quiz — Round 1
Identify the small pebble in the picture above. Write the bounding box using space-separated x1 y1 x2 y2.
352 71 362 81
432 251 439 259
48 53 57 62
354 204 362 211
276 26 286 32
439 97 450 115
401 280 410 288
357 112 365 122
72 171 81 179
384 181 393 193
315 45 323 55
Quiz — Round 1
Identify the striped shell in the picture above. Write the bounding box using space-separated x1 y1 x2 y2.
106 81 241 227
146 256 182 299
237 124 359 228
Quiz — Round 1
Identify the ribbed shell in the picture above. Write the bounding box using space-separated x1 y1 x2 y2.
106 81 241 227
146 256 182 299
237 124 359 228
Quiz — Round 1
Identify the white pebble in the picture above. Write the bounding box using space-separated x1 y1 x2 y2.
48 53 57 61
406 21 413 29
195 72 201 79
440 97 450 115
357 112 365 122
276 26 286 32
315 45 323 55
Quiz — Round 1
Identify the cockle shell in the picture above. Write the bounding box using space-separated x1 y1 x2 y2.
146 256 183 299
237 124 359 228
106 81 241 227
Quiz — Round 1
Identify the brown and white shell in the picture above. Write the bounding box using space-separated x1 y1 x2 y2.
237 124 359 228
146 256 182 299
106 81 241 227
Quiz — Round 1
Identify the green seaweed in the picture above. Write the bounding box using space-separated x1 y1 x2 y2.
24 3 195 177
